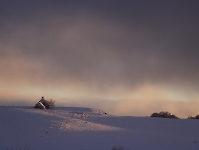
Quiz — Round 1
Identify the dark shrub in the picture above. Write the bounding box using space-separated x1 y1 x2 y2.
150 111 178 119
188 116 195 119
195 115 199 119
46 99 55 109
188 115 199 119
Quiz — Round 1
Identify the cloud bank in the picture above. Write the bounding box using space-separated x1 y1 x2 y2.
1 0 199 117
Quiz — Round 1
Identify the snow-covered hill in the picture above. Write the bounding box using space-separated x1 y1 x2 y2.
1 106 199 150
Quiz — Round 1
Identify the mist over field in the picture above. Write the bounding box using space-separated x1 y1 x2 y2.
1 0 199 118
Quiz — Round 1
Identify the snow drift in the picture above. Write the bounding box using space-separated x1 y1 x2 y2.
1 106 199 150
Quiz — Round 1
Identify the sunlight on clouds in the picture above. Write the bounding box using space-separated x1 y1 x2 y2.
1 76 199 118
0 50 198 117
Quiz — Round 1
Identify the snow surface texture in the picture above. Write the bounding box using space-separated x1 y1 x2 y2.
1 106 199 150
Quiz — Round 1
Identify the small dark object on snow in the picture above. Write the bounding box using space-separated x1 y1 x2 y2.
112 146 127 150
44 130 49 134
150 111 178 119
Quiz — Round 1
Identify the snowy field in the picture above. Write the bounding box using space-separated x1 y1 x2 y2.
1 106 199 150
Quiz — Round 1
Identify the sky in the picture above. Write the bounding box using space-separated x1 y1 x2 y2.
1 0 199 118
